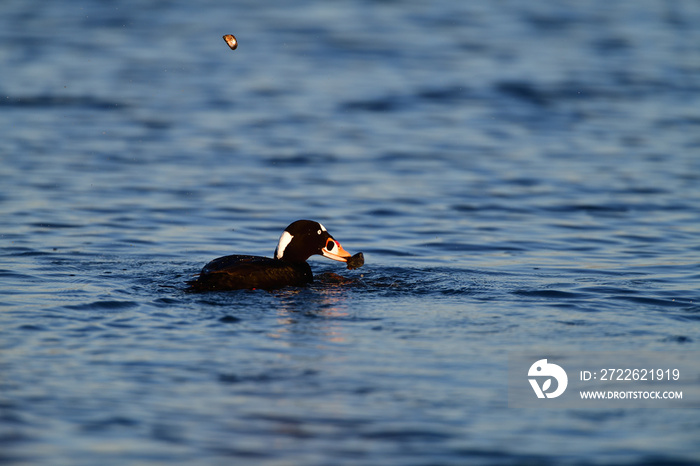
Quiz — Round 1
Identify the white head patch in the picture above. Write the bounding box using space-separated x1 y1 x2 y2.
318 223 327 233
275 231 294 259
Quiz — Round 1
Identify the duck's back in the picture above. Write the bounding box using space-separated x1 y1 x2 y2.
188 255 313 291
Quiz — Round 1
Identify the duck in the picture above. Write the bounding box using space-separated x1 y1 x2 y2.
188 220 363 291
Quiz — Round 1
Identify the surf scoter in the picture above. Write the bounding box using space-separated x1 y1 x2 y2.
188 220 364 291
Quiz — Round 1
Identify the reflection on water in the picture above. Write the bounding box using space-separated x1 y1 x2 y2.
270 282 354 343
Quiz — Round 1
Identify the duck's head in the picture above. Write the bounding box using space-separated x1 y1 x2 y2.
274 220 353 263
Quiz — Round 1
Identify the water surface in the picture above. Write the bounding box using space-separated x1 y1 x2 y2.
2 0 700 464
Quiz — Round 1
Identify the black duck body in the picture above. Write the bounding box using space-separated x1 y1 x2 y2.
188 255 312 291
188 220 362 292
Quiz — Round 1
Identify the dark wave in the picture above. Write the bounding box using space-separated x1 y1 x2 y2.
1 95 127 110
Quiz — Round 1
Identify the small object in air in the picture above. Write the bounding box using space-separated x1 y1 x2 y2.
223 34 238 50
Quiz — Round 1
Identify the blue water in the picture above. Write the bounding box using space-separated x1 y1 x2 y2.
2 0 700 464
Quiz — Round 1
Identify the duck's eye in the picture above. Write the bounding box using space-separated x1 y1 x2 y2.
317 230 322 235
